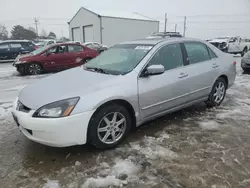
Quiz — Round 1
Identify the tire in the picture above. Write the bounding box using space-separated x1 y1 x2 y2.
241 47 248 57
88 104 131 149
26 63 43 75
16 65 26 76
206 77 227 107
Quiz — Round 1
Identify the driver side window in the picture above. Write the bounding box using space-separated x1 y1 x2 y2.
148 43 184 71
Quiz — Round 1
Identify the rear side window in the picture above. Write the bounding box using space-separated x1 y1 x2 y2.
207 47 217 59
149 43 184 71
21 42 34 47
0 44 9 49
48 41 55 45
68 45 83 52
184 42 210 64
10 43 22 48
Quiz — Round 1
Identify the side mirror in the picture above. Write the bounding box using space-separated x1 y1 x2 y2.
142 64 165 77
46 52 52 56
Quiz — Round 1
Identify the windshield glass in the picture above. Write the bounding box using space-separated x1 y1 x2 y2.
31 45 50 55
84 44 153 75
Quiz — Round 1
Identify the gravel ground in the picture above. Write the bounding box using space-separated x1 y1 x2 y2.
1 58 250 188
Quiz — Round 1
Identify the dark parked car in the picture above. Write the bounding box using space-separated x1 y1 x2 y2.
84 42 108 54
0 40 37 62
13 43 98 75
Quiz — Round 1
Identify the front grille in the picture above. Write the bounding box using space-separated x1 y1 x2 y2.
16 101 31 113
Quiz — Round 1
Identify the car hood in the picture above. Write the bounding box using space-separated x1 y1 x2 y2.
209 39 229 43
18 67 121 110
15 53 35 61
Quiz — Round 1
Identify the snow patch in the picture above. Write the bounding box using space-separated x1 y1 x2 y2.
82 176 122 188
112 158 141 177
42 180 60 188
131 136 178 160
199 121 220 130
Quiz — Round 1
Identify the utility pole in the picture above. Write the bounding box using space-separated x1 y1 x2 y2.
183 16 187 37
34 18 39 38
164 13 167 33
175 24 177 32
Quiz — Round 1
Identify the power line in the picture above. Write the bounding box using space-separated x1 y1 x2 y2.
183 16 187 37
34 18 39 37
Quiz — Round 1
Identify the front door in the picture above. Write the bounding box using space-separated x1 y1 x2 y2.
182 42 220 102
138 43 190 119
41 45 69 71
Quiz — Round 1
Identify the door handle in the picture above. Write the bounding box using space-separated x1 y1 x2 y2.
179 72 188 78
212 64 219 68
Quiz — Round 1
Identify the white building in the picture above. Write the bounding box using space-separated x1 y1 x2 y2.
68 7 159 46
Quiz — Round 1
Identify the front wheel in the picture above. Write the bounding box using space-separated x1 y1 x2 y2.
26 63 42 75
206 78 227 107
88 104 131 149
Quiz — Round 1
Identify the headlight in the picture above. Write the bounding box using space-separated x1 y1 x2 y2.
14 61 26 65
33 97 80 118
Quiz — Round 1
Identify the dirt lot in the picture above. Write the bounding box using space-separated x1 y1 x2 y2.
1 58 250 188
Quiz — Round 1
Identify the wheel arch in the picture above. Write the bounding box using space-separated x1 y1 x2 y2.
218 75 228 88
87 99 137 142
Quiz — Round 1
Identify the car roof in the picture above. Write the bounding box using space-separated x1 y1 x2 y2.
0 40 32 43
120 37 205 45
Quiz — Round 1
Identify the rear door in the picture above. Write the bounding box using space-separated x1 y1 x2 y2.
66 44 86 68
138 43 190 119
0 43 11 60
9 42 22 59
182 42 220 102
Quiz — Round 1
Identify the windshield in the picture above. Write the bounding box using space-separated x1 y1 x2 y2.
84 44 153 75
31 45 50 55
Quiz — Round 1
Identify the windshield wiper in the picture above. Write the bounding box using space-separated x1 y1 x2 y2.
84 66 109 74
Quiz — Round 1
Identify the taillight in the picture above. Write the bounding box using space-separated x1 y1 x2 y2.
233 61 237 65
34 45 38 50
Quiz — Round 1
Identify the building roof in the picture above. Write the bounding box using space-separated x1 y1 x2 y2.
70 7 159 23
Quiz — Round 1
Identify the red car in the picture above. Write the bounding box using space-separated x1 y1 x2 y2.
13 43 98 75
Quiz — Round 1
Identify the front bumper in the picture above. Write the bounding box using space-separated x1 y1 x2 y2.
12 101 95 147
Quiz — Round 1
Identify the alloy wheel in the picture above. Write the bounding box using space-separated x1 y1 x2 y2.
28 64 41 75
97 112 126 144
213 82 225 104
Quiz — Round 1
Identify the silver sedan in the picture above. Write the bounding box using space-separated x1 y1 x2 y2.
12 38 236 149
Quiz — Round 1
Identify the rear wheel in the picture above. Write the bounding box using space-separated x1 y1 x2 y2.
206 78 227 107
88 104 131 149
26 63 42 75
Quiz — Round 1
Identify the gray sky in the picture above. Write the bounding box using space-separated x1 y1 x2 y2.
0 0 250 39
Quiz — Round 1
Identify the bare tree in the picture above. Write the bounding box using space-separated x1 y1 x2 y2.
0 24 8 40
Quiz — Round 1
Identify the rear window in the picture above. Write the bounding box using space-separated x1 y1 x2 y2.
0 43 9 49
10 43 22 48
